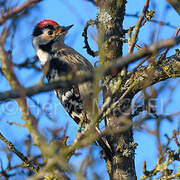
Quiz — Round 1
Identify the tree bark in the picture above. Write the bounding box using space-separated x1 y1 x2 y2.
97 0 137 179
166 0 180 15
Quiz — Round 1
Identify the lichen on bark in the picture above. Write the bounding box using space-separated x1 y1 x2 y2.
97 0 137 179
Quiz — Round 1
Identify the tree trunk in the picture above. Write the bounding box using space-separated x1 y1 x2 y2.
97 0 137 179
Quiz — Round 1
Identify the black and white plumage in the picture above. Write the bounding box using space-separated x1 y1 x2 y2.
32 19 111 156
32 19 93 125
45 56 91 125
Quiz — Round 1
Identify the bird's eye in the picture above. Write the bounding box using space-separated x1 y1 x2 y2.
48 30 53 35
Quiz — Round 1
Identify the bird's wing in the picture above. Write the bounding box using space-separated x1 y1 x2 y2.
46 47 94 124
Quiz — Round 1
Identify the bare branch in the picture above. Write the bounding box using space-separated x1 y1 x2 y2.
125 13 177 29
0 0 41 25
128 0 149 53
85 0 97 6
82 19 98 57
104 35 180 76
166 0 180 15
0 78 92 102
0 38 45 149
0 36 180 102
0 132 38 172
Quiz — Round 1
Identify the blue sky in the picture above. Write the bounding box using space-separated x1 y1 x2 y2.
0 0 180 179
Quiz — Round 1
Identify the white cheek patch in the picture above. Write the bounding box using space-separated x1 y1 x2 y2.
37 49 50 65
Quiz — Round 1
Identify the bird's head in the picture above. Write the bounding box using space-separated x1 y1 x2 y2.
32 19 73 50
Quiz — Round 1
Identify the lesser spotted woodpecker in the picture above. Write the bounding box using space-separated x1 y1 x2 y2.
32 19 111 156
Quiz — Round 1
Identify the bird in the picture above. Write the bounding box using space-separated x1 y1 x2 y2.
32 19 111 157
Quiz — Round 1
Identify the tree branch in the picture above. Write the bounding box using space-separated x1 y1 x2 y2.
125 13 177 29
104 35 180 76
0 79 92 102
85 0 97 6
82 19 98 57
0 36 180 102
0 0 42 25
166 0 180 15
126 55 180 97
0 39 46 152
0 131 38 172
128 0 149 53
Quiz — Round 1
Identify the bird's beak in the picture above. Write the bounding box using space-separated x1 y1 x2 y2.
64 24 74 32
55 25 74 40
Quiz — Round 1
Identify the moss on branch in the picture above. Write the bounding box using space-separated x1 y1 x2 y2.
125 55 180 97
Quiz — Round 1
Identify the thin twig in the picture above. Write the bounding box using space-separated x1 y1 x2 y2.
128 0 149 53
159 26 180 62
117 37 143 50
0 0 41 25
85 0 97 6
125 13 177 29
82 20 98 57
0 132 38 172
131 57 148 74
105 35 180 76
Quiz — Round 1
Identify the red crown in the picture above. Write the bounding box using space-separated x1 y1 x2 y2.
36 19 59 28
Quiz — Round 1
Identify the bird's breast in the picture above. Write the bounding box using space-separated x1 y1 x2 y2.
37 49 51 65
